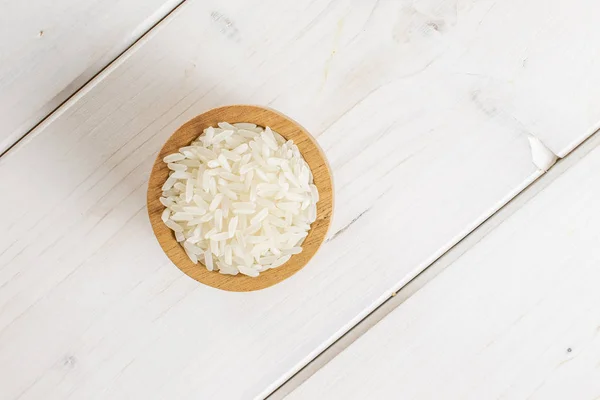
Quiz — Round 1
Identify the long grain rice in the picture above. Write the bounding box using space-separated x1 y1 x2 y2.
159 122 319 276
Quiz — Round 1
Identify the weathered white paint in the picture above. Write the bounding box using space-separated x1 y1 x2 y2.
463 0 600 157
0 0 182 153
0 0 598 398
528 136 557 171
288 137 600 400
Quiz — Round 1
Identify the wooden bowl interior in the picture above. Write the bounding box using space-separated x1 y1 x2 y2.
147 105 333 291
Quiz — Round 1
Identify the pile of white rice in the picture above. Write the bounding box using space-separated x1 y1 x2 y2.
160 122 319 277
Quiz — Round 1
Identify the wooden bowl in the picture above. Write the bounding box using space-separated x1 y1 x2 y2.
147 105 333 291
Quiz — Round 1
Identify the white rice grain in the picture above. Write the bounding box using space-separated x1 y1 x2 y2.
159 122 319 276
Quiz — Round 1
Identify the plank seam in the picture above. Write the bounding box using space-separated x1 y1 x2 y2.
266 126 600 399
0 0 189 160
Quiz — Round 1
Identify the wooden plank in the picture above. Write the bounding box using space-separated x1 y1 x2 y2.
0 0 595 398
448 0 600 157
0 0 182 153
287 137 600 399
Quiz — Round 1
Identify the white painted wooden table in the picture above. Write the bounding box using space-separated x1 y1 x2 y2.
0 0 182 153
287 131 600 400
0 1 599 399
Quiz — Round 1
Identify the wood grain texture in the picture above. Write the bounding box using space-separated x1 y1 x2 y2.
288 137 600 400
147 105 333 291
0 0 596 398
468 1 600 157
0 0 182 153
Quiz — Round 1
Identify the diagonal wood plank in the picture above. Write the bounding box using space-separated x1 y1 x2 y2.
446 1 600 157
0 0 598 398
287 131 600 400
0 0 183 153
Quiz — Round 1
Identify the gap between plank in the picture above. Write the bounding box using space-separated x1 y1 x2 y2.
0 0 189 160
267 127 600 399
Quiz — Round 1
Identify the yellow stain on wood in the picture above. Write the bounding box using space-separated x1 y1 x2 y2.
321 18 345 90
